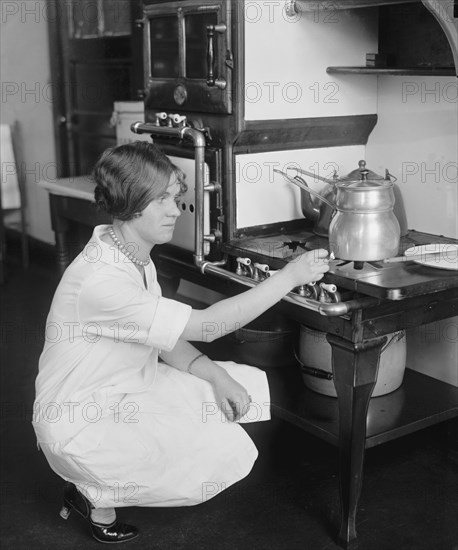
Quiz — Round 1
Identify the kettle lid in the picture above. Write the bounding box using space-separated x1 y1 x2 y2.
342 160 385 181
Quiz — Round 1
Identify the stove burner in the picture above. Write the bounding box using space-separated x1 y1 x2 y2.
332 260 385 270
282 244 374 271
283 240 308 252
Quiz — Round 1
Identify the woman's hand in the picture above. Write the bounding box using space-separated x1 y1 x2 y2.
160 342 250 420
211 370 251 422
283 248 330 287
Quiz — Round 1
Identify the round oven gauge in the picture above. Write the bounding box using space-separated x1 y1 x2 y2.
173 84 188 106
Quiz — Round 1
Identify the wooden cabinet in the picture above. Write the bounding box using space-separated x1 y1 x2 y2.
47 0 144 177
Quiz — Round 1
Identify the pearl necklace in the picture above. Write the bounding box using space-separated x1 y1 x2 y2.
108 226 150 267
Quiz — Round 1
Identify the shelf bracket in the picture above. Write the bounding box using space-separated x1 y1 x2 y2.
421 0 458 75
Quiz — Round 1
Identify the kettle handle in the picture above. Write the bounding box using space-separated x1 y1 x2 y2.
274 169 335 208
385 169 398 183
292 166 337 185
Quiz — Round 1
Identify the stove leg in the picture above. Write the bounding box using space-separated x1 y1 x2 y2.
327 334 387 549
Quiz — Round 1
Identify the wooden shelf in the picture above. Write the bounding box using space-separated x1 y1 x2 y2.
327 66 456 76
292 0 420 11
269 368 458 449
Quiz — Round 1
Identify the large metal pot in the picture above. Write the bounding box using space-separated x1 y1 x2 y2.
298 325 407 398
328 169 401 261
228 311 298 369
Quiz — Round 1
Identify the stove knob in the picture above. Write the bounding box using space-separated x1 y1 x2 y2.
320 283 337 294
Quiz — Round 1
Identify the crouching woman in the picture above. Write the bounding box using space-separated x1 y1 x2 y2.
32 141 329 543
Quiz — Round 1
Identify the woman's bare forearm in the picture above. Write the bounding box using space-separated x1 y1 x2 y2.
181 249 330 342
160 339 226 384
181 270 292 342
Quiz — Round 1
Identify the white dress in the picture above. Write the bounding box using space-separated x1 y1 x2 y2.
33 226 270 509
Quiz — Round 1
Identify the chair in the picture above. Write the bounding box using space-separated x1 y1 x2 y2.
0 123 29 283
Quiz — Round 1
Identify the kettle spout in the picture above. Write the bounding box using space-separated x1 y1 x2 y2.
296 176 320 222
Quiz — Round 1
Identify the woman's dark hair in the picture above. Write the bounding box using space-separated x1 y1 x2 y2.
92 141 187 221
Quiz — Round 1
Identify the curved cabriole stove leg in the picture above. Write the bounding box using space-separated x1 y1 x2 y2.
326 334 387 549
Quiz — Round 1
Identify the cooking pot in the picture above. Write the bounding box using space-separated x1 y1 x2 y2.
229 310 298 369
298 325 407 397
328 169 401 261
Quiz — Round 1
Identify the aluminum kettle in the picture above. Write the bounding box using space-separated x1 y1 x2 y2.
292 161 408 239
328 169 401 262
340 161 408 237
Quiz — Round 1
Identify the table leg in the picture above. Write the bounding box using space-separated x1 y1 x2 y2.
55 230 70 275
327 334 387 549
49 196 70 275
0 194 5 284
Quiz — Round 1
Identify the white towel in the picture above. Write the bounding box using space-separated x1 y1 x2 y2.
216 361 271 423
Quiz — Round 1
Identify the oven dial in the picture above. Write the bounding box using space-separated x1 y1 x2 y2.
173 84 188 106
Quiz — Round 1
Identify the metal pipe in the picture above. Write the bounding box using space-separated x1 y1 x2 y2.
131 122 208 265
180 127 207 265
197 261 379 316
132 122 187 140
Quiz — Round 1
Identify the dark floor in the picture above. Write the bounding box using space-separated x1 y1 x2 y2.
1 249 458 550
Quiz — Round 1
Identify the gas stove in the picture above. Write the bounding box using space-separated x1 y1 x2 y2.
223 229 458 301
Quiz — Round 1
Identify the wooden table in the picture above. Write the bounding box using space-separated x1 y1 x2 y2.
39 176 110 273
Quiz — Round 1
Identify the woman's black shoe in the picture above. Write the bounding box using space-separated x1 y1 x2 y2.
59 482 139 543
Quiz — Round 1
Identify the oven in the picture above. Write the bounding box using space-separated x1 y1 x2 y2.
143 0 233 114
136 0 242 267
130 1 458 548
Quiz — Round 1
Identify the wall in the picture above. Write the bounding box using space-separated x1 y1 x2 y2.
244 3 378 120
366 76 457 239
1 2 55 243
405 319 458 387
366 74 457 387
235 145 366 228
240 4 379 227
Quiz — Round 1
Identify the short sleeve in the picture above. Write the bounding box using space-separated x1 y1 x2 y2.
78 269 192 352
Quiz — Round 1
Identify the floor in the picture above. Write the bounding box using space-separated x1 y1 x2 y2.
1 247 457 550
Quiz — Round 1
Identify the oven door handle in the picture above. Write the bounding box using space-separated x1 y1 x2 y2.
206 24 227 90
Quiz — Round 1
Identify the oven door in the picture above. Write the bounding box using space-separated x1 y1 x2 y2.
143 0 233 114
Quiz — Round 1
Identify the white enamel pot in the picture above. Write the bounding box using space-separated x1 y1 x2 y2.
298 325 407 397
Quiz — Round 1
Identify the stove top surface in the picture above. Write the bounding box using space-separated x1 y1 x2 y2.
224 229 458 300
